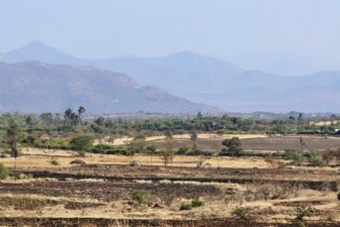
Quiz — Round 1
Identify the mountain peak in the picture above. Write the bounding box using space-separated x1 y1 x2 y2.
25 40 48 48
12 40 59 54
3 41 76 64
164 50 209 61
159 50 243 74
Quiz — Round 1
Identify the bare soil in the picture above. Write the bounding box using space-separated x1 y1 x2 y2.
1 135 340 226
147 135 340 152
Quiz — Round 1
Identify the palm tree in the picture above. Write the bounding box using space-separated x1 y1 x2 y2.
78 106 86 118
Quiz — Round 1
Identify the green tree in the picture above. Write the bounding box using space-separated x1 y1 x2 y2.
64 108 73 121
6 118 21 169
69 135 93 156
161 130 175 166
190 130 198 150
64 108 80 126
222 137 242 156
78 106 86 118
298 113 303 124
95 116 106 127
128 135 147 159
39 112 53 124
299 137 307 151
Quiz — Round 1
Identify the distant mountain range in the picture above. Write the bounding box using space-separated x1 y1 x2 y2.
0 61 219 113
231 51 339 76
1 41 340 113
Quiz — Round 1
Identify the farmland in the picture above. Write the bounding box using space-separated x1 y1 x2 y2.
1 113 340 226
0 135 340 226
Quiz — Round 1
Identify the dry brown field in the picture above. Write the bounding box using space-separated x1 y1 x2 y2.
146 134 340 152
0 134 340 226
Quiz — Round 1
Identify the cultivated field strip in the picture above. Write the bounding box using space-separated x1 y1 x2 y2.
12 164 339 191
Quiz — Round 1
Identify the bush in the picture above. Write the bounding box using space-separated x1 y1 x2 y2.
69 135 94 156
179 203 192 211
49 157 60 166
131 190 152 204
179 200 204 211
294 206 315 223
232 206 252 221
92 144 116 153
219 150 246 157
177 146 190 155
282 149 303 165
186 149 213 156
222 137 242 155
305 151 325 166
19 173 33 180
0 163 9 180
191 199 204 207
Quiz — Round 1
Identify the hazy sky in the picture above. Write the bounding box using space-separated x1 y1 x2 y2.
1 0 340 65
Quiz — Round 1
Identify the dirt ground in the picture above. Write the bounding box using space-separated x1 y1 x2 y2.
1 135 340 226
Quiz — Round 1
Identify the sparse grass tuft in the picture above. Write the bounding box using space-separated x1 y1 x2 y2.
131 190 152 204
0 163 9 180
191 199 205 207
179 203 192 211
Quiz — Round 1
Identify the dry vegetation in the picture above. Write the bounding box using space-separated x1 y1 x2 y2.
1 134 340 226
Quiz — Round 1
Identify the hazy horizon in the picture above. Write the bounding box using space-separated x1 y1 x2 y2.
2 1 340 75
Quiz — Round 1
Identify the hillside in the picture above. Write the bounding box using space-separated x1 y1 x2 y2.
0 61 220 113
2 41 340 112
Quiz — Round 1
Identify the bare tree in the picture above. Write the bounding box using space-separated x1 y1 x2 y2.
161 130 175 166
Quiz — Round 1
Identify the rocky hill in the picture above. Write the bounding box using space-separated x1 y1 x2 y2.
2 41 340 112
0 61 220 113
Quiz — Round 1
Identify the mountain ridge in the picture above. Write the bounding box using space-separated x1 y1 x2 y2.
2 41 340 112
0 61 220 113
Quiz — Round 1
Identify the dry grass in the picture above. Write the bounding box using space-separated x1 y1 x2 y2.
0 150 273 169
103 133 268 146
310 120 340 126
1 137 340 225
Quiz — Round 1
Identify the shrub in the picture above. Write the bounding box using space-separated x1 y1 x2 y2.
232 206 252 221
283 149 303 165
186 149 213 156
131 190 152 204
69 135 94 156
179 203 192 211
191 199 204 207
49 157 60 166
19 173 33 180
0 163 9 180
306 151 325 166
294 206 315 223
177 146 190 155
222 137 242 155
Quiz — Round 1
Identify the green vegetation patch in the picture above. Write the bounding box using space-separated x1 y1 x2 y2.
0 163 8 180
131 190 153 204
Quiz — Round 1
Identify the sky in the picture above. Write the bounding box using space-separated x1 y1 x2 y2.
1 0 340 74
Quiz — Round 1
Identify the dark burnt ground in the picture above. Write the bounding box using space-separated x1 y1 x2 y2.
1 217 340 227
1 163 340 226
0 180 222 203
12 164 339 191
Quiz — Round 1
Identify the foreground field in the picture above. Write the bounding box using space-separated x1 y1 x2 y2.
1 146 340 227
1 134 340 226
